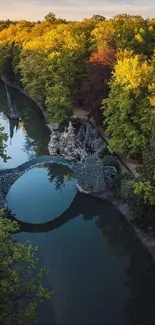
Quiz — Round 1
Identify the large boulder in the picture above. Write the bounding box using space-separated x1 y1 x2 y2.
49 121 83 161
77 155 107 194
48 130 60 156
48 124 60 156
76 155 117 195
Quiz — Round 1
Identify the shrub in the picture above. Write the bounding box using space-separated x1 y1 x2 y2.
120 177 155 227
102 154 119 170
0 210 51 324
113 170 133 195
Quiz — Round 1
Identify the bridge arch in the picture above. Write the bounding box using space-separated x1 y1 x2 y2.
0 155 81 196
8 193 104 233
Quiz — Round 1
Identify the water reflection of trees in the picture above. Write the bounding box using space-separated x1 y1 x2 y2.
0 82 50 157
46 163 75 190
22 138 38 160
9 118 19 144
10 189 155 324
12 91 50 157
96 205 155 324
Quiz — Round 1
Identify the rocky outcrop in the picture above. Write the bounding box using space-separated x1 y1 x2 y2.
0 119 117 206
48 121 83 161
0 120 117 202
48 123 60 156
48 121 117 195
48 121 106 161
76 155 117 196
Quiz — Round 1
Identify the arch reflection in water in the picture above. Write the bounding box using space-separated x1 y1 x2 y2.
6 161 155 325
7 164 77 226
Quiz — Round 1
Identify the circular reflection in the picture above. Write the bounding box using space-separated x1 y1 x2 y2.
7 164 77 224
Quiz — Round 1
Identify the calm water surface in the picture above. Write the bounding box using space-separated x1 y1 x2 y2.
1 82 155 324
0 81 50 168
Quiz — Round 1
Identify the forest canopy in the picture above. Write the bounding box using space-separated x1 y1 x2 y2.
0 12 155 157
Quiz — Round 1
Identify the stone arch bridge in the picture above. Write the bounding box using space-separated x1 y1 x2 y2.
0 155 80 196
0 154 117 234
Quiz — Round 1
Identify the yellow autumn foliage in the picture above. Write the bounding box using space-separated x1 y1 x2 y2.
114 55 153 90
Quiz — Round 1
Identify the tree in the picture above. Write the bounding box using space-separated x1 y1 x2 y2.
149 50 155 108
92 15 154 56
0 125 9 162
102 81 151 156
0 20 17 31
0 43 14 79
45 82 71 123
114 54 153 90
91 15 105 22
92 19 116 51
79 49 116 123
44 12 56 22
134 119 155 205
0 210 51 324
44 47 86 122
19 48 47 103
102 52 153 156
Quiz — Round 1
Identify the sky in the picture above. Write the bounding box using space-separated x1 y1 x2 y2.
0 0 155 21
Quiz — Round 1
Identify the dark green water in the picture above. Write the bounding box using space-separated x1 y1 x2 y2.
1 82 155 324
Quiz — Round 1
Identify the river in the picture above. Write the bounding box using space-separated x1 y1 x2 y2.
1 81 155 324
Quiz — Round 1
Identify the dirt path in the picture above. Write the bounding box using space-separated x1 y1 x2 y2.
74 107 140 175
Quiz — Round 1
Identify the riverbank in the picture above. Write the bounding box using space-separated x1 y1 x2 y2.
108 196 155 261
89 186 155 260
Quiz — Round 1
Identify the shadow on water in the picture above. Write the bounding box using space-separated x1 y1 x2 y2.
9 192 106 233
9 190 155 324
96 210 155 324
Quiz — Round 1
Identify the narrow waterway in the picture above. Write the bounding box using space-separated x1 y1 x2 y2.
0 81 50 168
1 82 155 324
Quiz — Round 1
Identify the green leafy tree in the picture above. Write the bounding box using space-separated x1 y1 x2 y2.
102 52 153 156
134 180 155 206
102 81 151 156
44 12 56 22
45 82 71 123
0 125 9 162
19 49 47 103
0 210 51 324
44 12 66 25
92 14 154 56
0 44 14 79
134 120 155 205
91 15 105 22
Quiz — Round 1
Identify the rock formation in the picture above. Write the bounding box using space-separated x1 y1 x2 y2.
0 121 117 207
48 121 106 162
76 155 117 196
48 121 83 161
48 123 60 156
